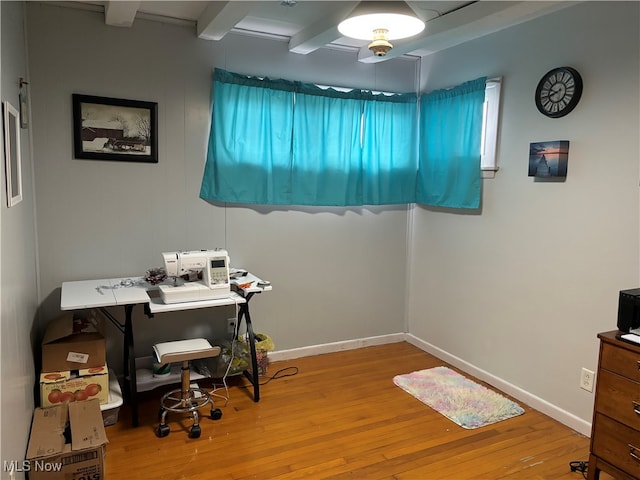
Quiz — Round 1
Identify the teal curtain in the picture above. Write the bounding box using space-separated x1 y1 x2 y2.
362 94 418 204
291 84 365 206
200 69 418 206
199 69 295 204
417 77 487 209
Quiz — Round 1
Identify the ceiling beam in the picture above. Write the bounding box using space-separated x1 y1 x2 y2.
288 2 359 55
197 1 257 41
104 1 140 27
357 1 577 63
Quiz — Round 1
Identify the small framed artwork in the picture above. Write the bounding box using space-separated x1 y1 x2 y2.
3 101 23 207
528 140 569 177
72 94 158 163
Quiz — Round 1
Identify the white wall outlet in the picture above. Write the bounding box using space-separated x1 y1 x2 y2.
580 368 595 392
227 318 237 335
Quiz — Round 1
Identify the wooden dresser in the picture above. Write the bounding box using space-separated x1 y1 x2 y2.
588 330 640 480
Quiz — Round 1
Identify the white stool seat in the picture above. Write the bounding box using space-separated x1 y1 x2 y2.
153 338 221 364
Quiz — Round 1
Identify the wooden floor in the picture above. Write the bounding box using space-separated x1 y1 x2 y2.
104 342 603 479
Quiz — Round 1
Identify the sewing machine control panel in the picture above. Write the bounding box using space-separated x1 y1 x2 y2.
207 258 230 286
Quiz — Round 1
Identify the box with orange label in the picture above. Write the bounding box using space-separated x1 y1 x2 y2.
40 364 109 407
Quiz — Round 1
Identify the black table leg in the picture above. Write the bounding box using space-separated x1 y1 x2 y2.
238 293 260 402
123 304 139 427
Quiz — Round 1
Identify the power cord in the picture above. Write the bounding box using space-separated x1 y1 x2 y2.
236 365 299 390
569 460 588 479
258 366 299 386
208 301 240 406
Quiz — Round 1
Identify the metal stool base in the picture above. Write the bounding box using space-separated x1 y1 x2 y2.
155 359 222 438
160 387 212 414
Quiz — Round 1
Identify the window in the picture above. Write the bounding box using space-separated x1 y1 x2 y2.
417 76 487 209
201 69 491 209
480 77 502 178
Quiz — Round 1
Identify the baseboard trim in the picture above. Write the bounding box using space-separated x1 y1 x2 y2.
404 333 592 437
268 333 405 362
269 332 591 437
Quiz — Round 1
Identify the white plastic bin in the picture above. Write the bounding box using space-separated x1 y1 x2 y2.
101 370 123 426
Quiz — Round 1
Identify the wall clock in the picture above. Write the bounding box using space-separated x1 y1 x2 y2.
535 66 583 118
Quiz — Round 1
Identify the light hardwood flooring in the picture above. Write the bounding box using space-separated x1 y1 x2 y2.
104 342 605 479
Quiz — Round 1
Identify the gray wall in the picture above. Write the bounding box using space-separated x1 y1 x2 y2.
408 1 639 434
3 1 637 466
27 3 414 369
1 1 38 475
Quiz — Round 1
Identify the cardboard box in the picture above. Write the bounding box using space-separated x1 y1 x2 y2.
26 399 108 480
42 313 106 372
40 364 109 407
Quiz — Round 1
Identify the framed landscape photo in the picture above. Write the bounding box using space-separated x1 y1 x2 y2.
528 140 569 178
72 94 158 163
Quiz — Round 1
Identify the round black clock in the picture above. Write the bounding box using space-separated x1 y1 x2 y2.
535 66 583 118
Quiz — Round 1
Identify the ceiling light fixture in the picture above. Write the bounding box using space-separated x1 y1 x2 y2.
337 1 425 57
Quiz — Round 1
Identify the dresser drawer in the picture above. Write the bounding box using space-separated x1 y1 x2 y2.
601 341 640 381
592 413 640 478
595 369 640 429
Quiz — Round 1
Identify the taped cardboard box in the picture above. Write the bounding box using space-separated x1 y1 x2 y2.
40 364 109 407
42 312 106 372
26 399 108 480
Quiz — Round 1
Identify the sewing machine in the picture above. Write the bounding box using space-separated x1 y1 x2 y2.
158 249 231 304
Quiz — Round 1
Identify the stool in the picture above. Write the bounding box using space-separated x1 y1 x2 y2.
153 338 222 438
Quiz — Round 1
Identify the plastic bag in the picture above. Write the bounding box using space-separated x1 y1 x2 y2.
213 339 250 377
241 333 275 352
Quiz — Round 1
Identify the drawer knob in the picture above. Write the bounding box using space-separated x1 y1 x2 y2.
630 444 640 463
634 401 640 416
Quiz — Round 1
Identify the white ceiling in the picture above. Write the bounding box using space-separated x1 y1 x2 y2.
61 1 577 63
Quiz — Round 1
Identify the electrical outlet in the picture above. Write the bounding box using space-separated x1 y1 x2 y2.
227 318 237 335
580 368 595 392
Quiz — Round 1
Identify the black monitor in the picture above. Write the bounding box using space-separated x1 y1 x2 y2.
617 289 640 333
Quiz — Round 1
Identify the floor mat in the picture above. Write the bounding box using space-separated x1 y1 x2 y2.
393 366 525 429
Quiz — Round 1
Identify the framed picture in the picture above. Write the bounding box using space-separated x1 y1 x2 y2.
528 140 569 178
72 94 158 163
3 101 23 207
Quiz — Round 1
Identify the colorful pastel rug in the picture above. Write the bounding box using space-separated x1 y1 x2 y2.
393 366 525 429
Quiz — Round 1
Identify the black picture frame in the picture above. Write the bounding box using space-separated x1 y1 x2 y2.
72 94 158 163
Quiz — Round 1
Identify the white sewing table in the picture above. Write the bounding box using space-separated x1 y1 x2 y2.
60 272 271 427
